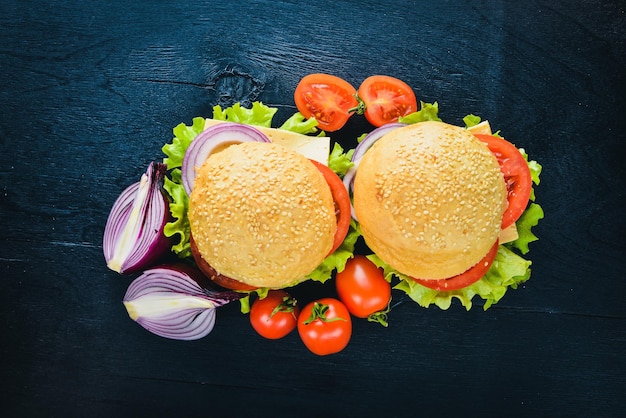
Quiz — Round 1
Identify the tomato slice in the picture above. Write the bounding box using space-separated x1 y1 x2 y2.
357 75 418 127
412 241 499 291
473 134 532 229
309 159 351 255
294 74 358 132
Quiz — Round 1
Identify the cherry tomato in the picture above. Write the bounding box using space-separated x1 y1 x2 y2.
294 73 358 132
309 159 351 255
412 241 499 291
357 75 418 127
250 290 300 340
297 298 352 356
335 255 391 319
474 134 532 229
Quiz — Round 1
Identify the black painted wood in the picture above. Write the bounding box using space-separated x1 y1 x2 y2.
1 0 625 416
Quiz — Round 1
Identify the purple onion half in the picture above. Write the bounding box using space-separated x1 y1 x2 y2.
123 264 241 340
103 162 171 274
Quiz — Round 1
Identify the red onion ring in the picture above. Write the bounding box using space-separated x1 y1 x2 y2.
182 122 270 195
352 122 406 162
103 162 170 274
123 265 241 340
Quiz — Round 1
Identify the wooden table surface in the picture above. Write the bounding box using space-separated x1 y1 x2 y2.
2 0 625 416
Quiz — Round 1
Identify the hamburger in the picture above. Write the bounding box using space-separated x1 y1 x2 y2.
188 141 337 290
160 102 356 293
353 121 507 280
350 119 543 309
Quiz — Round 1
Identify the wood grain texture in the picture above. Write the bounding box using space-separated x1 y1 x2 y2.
1 0 625 416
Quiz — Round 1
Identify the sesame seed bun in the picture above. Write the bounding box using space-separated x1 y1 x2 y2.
188 142 336 288
353 121 507 280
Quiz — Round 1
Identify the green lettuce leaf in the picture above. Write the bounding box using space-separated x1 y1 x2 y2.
376 245 532 311
162 117 205 170
160 118 205 258
398 101 442 124
308 220 361 283
279 111 320 135
507 203 544 255
162 169 191 258
463 114 482 127
506 148 543 255
328 142 354 177
212 102 277 127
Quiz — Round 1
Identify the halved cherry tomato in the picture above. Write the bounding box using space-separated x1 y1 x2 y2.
297 298 352 356
336 255 391 320
412 241 499 291
474 134 532 229
250 290 300 340
310 159 351 255
294 74 358 132
357 75 418 127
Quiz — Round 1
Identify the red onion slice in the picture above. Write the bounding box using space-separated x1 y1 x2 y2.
182 122 270 195
352 122 406 162
103 162 170 274
123 265 241 340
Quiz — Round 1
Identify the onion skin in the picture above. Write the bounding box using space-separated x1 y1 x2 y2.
103 162 171 274
123 264 241 340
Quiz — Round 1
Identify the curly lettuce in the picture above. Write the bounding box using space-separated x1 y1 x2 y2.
162 170 192 258
161 118 205 258
398 101 443 124
328 142 354 177
375 244 532 310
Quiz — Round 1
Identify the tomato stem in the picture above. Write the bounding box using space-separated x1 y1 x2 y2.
366 299 391 327
348 94 366 115
302 302 347 325
270 296 297 318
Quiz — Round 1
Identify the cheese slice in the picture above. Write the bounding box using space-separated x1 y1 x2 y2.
498 222 519 244
467 120 493 135
203 119 330 165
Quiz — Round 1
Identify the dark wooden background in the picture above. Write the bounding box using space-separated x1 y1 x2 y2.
2 0 625 416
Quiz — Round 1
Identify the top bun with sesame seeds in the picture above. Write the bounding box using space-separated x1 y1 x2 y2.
188 141 337 289
352 121 507 280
